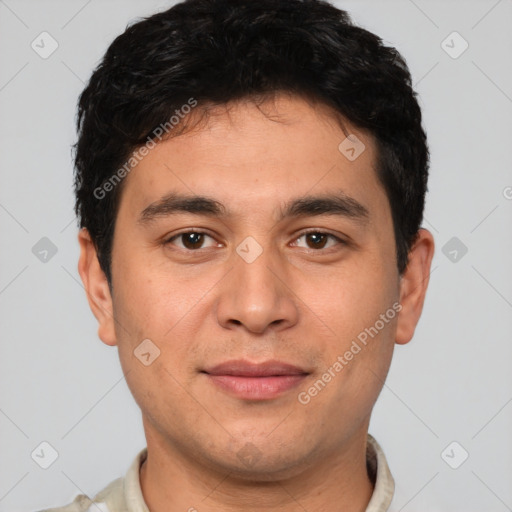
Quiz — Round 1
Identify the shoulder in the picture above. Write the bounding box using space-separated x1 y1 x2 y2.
35 477 124 512
34 447 146 512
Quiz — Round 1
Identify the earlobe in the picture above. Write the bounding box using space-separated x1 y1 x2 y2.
395 228 435 345
77 228 117 346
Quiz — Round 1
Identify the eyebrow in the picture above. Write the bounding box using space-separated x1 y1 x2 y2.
137 191 369 226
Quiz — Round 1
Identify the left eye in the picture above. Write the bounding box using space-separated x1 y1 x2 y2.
291 232 343 250
165 232 218 250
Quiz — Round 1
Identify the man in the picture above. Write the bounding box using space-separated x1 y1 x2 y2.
42 0 434 510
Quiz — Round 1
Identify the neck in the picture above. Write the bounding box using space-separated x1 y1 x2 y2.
139 426 374 512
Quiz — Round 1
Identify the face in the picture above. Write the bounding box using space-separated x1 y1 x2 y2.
79 93 433 480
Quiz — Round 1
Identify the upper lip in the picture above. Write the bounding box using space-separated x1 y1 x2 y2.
202 359 309 377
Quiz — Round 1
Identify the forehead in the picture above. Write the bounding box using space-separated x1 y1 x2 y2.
118 94 386 219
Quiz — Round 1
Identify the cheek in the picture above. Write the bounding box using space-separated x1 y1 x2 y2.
112 257 192 334
305 255 398 402
119 353 200 435
111 259 212 384
313 261 398 343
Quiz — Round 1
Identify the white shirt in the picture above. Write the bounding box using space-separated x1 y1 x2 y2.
39 434 398 512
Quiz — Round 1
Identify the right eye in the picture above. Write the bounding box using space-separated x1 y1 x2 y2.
163 231 220 251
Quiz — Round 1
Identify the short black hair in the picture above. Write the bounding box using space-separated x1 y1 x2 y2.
73 0 429 287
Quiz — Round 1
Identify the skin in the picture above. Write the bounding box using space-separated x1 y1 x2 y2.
78 93 434 512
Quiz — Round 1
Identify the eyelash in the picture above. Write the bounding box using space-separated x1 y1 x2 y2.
163 229 347 252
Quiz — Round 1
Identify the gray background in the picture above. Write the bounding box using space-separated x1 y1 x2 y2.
0 0 511 510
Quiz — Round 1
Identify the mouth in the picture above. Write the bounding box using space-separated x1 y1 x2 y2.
201 359 310 400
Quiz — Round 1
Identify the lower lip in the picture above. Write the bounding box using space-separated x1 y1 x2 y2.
205 374 308 400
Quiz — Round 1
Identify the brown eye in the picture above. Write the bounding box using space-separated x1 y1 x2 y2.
305 233 328 249
181 232 205 249
165 231 217 250
291 231 344 250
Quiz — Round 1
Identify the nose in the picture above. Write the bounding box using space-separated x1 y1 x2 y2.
215 242 299 335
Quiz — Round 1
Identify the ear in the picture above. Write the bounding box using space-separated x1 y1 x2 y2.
395 228 435 345
77 228 117 346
